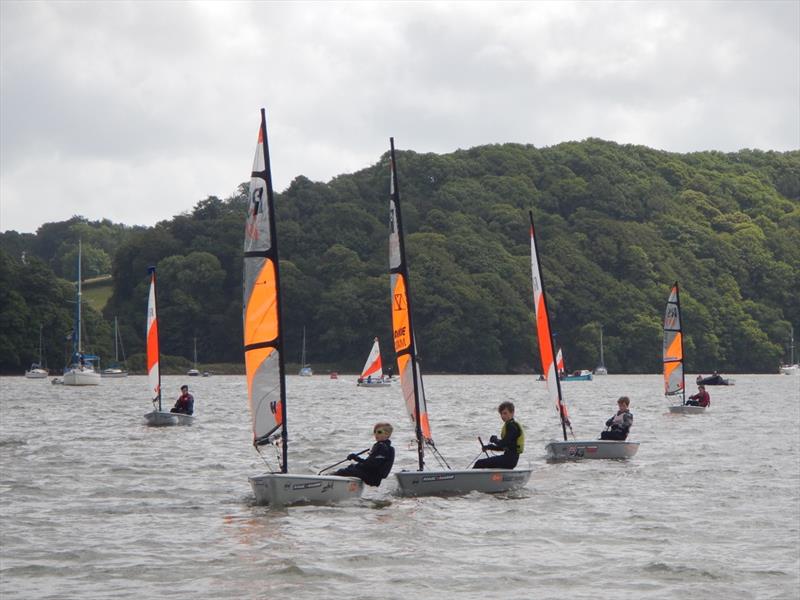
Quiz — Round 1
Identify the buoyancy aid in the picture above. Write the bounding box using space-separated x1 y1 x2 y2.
501 419 525 454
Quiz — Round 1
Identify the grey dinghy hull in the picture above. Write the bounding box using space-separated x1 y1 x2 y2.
668 405 707 414
143 411 195 426
249 473 364 506
546 440 639 460
395 468 532 497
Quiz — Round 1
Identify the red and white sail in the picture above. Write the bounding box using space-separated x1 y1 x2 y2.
529 212 570 439
360 338 384 380
146 267 160 408
555 347 565 376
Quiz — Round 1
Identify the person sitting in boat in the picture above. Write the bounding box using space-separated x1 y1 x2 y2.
600 397 633 440
686 384 710 407
334 422 395 486
474 401 524 469
170 385 194 415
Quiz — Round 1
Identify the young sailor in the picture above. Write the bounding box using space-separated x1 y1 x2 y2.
686 384 710 407
600 396 633 440
335 423 395 486
474 401 524 469
170 385 194 415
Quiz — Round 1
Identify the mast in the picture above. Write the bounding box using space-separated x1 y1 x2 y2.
301 327 306 368
599 326 604 367
389 138 426 470
529 211 569 441
38 324 44 365
75 240 83 357
243 108 288 474
193 337 198 369
114 317 120 362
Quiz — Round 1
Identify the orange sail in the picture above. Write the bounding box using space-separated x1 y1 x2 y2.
388 139 432 468
146 267 160 409
663 282 685 400
529 212 570 440
243 109 286 470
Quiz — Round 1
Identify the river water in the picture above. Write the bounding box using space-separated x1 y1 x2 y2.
1 373 798 599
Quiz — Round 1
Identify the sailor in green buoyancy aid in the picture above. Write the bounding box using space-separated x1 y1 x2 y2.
474 401 524 469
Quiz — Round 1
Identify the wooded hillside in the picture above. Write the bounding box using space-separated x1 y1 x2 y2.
2 138 798 374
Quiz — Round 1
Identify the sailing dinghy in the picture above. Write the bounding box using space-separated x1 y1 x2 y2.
529 212 639 460
357 338 391 387
244 109 362 506
388 139 532 496
664 283 706 414
143 267 194 426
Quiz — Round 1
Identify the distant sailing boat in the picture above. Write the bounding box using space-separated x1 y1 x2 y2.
357 337 391 387
594 325 608 375
244 109 362 506
664 282 706 414
780 326 799 375
63 241 101 386
298 327 312 376
24 324 48 379
557 344 593 381
530 211 639 460
389 138 532 496
143 267 194 426
102 317 128 377
187 337 200 376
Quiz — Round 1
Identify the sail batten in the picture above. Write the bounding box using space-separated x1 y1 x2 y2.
389 139 432 470
243 109 287 472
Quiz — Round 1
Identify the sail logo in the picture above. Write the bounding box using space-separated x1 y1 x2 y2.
394 326 407 340
246 187 264 240
389 205 397 234
393 294 405 311
665 305 678 328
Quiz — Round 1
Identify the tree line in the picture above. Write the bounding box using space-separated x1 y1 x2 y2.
1 138 798 375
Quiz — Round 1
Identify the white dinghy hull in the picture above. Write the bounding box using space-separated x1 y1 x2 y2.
395 468 532 496
249 473 363 506
143 411 195 427
546 440 639 460
357 380 392 388
668 405 707 414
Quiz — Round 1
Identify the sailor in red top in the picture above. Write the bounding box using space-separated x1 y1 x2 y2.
687 384 710 407
171 385 194 415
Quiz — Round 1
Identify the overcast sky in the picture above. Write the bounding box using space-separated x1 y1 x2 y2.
2 1 798 234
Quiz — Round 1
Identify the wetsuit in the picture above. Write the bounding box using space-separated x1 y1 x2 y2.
474 418 524 469
600 409 632 440
171 393 194 415
334 439 395 486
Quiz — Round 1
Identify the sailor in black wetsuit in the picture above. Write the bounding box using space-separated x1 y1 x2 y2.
474 401 524 469
335 422 395 486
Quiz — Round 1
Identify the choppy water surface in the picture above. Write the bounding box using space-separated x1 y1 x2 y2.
1 374 798 599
